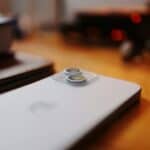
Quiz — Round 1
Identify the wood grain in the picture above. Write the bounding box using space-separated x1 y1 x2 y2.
13 32 150 150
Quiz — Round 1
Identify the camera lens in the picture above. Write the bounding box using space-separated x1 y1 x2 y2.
66 74 87 83
64 68 81 76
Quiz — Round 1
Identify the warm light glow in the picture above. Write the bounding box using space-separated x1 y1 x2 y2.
111 29 125 41
130 13 142 24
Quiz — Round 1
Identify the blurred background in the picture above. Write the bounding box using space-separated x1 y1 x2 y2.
0 0 149 90
0 0 148 26
0 0 149 60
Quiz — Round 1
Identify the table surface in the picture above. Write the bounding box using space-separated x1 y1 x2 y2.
12 32 150 150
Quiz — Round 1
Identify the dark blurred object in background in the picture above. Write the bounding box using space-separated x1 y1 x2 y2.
13 16 25 39
0 15 16 61
60 3 150 61
0 15 25 61
0 53 54 93
0 15 55 93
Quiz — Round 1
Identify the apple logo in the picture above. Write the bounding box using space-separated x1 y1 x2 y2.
29 101 56 114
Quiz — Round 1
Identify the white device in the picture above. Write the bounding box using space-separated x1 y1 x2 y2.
0 70 141 150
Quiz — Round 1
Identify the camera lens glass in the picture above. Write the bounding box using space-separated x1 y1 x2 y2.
64 68 81 76
66 74 87 83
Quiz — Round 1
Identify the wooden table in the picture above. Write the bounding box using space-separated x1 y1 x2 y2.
13 32 150 150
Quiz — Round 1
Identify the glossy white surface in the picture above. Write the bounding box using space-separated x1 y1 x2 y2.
0 72 141 150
